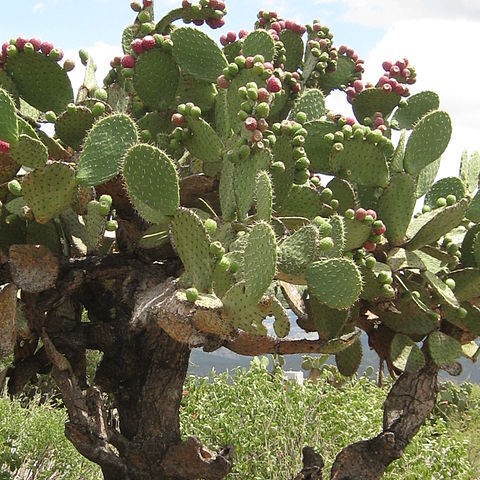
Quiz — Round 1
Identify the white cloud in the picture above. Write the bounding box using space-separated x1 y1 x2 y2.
64 41 122 96
364 18 480 178
32 2 45 13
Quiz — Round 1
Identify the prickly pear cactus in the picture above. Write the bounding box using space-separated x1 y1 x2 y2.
1 5 479 476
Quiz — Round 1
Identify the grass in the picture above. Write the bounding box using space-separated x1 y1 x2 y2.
0 359 478 479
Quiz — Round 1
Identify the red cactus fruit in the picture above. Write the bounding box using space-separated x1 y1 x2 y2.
206 17 225 29
291 81 301 93
226 31 237 43
266 76 282 93
220 35 228 46
244 117 258 131
238 29 248 38
382 60 392 72
363 241 377 252
121 55 136 68
182 0 192 7
382 83 392 94
29 38 42 51
142 35 156 50
257 88 270 102
209 0 225 9
143 0 153 6
40 41 54 55
171 113 185 127
16 37 28 51
131 38 144 54
0 140 10 153
217 75 230 89
355 208 367 221
366 209 377 220
373 224 386 235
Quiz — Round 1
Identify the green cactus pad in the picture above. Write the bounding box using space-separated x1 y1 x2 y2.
326 178 355 215
444 304 480 337
271 296 290 338
244 222 276 303
242 30 275 62
138 224 170 250
448 268 480 302
291 89 326 123
324 215 345 258
424 177 466 210
5 197 26 216
378 173 416 245
416 157 441 198
212 252 240 299
387 248 443 274
460 225 480 267
428 331 462 366
278 30 304 72
222 282 267 335
22 163 76 223
84 200 108 253
234 150 269 221
306 258 362 310
5 51 73 114
214 88 231 140
335 337 362 376
309 296 349 341
390 129 406 173
352 88 401 124
219 155 236 220
223 41 242 63
37 130 68 160
423 270 459 308
122 144 179 222
277 225 319 284
277 185 324 219
9 134 48 169
255 171 273 222
134 49 179 109
55 106 94 150
304 120 338 173
137 111 172 140
76 114 138 186
184 115 223 174
176 74 216 112
404 110 452 174
390 334 425 373
171 207 214 293
0 70 19 101
405 199 468 250
391 91 440 130
460 150 480 194
121 25 135 56
171 27 227 83
343 217 371 251
359 263 385 301
0 88 18 143
466 191 480 223
330 136 389 187
271 135 296 207
317 55 356 95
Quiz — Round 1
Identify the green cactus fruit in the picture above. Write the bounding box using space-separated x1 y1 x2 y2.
278 30 304 72
271 296 290 338
255 170 273 222
5 49 73 113
291 89 326 123
122 144 179 222
303 119 338 173
352 88 401 124
171 207 214 293
424 177 466 210
213 252 240 298
323 215 345 258
330 136 389 187
391 90 440 130
172 27 228 83
55 106 94 150
76 114 138 186
390 334 425 373
242 30 275 62
309 295 349 341
22 163 76 223
306 258 362 310
186 287 199 303
9 133 48 168
244 222 276 303
277 224 319 284
377 173 416 245
405 199 468 250
335 337 362 376
134 49 179 109
277 185 324 219
7 179 21 196
0 88 18 143
460 150 480 194
404 110 452 174
428 331 462 366
423 270 459 308
184 115 223 175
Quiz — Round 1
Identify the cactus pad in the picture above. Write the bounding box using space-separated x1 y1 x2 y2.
448 268 480 302
428 331 462 366
309 295 349 341
424 177 466 210
76 114 138 186
122 144 179 222
134 49 179 109
279 30 304 72
0 283 17 358
9 134 48 168
304 120 338 173
423 270 459 308
306 258 362 310
416 157 441 198
378 173 416 245
277 185 324 219
391 91 440 130
55 106 94 150
23 163 76 223
335 337 362 376
271 296 290 338
5 51 73 113
242 30 275 62
0 88 18 143
291 89 325 122
404 110 452 174
325 178 355 215
460 150 480 194
390 334 425 373
317 55 356 95
343 217 371 251
171 207 214 293
352 88 401 124
172 27 227 83
255 171 273 222
176 74 216 112
244 222 276 303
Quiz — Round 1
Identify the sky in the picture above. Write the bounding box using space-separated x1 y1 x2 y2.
1 0 479 179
